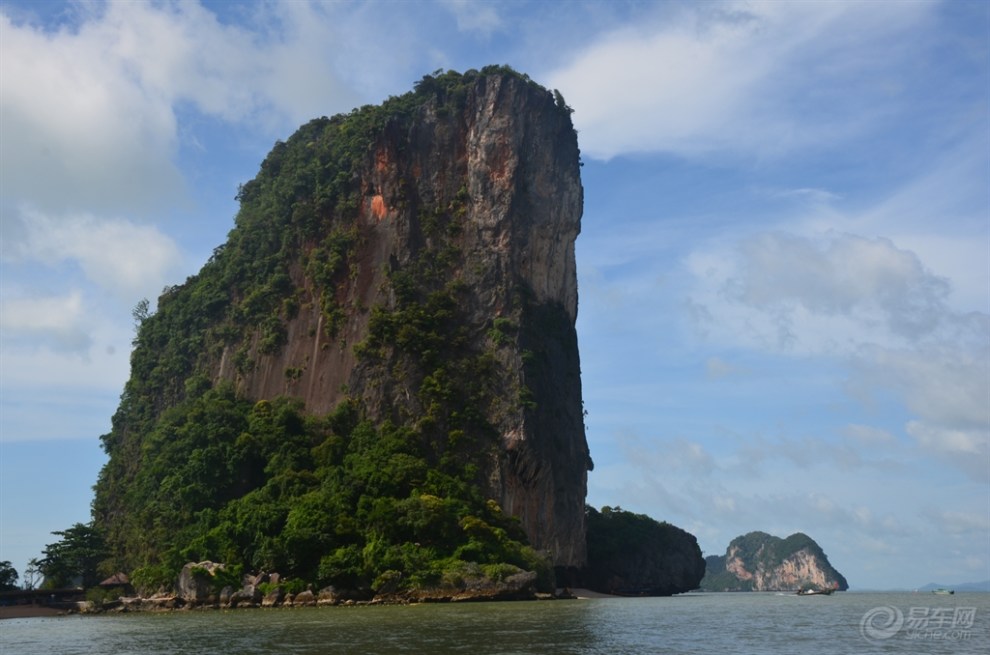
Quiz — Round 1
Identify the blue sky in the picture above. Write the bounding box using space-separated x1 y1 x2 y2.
0 0 987 591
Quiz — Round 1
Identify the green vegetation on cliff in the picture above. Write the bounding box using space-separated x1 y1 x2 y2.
90 67 570 596
104 384 548 595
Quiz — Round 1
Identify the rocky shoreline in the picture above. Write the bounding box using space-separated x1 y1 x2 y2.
12 588 584 619
1 587 602 620
59 560 585 616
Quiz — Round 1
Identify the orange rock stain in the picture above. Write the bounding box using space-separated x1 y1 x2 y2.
370 194 387 220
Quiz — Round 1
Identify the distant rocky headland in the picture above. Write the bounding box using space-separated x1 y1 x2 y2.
699 531 848 592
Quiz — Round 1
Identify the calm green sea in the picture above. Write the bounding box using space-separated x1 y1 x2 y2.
2 592 988 654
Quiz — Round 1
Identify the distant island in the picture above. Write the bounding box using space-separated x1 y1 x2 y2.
918 581 990 593
699 531 848 592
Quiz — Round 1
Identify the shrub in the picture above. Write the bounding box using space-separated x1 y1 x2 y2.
131 564 176 596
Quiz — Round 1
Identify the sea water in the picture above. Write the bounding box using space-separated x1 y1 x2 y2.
2 592 987 654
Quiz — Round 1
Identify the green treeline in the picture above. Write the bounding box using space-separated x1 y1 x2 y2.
102 385 550 595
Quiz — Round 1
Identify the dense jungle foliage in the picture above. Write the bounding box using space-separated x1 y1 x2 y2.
109 387 550 595
88 67 574 596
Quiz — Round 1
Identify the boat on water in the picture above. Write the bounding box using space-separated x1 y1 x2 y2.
932 588 954 595
796 582 839 596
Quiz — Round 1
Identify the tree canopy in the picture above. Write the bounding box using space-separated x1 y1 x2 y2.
0 560 18 591
36 523 105 589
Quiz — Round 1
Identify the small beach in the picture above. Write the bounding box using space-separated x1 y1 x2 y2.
0 605 66 619
569 588 615 599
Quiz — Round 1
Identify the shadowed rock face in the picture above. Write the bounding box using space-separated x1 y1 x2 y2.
578 507 706 596
205 73 590 567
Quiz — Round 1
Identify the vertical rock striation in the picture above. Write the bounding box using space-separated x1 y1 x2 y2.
337 72 590 567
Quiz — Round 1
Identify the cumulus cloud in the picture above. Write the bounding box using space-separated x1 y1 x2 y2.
729 233 953 341
0 1 363 216
925 509 990 536
687 232 972 353
858 346 989 427
12 208 183 300
685 230 989 482
544 0 935 159
0 291 91 353
842 344 989 483
907 421 988 483
0 8 182 215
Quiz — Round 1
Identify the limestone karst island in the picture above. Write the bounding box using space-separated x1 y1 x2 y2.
15 69 844 612
700 532 848 593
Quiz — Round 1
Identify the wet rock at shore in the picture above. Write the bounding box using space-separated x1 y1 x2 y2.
292 590 316 606
177 561 226 604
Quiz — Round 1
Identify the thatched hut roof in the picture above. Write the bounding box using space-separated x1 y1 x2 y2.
99 572 130 587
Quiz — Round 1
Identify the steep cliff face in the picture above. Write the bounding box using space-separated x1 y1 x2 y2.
94 68 590 572
580 507 705 595
700 532 848 591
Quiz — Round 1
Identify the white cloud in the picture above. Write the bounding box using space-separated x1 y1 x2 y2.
0 291 90 353
685 229 989 481
0 2 365 217
805 139 990 314
0 333 132 441
99 1 269 122
687 232 975 354
544 0 935 159
725 433 884 476
12 208 183 300
860 346 989 428
907 421 988 483
843 344 988 484
0 10 182 215
0 283 134 443
926 509 990 536
728 233 952 341
1 335 130 390
441 0 503 36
